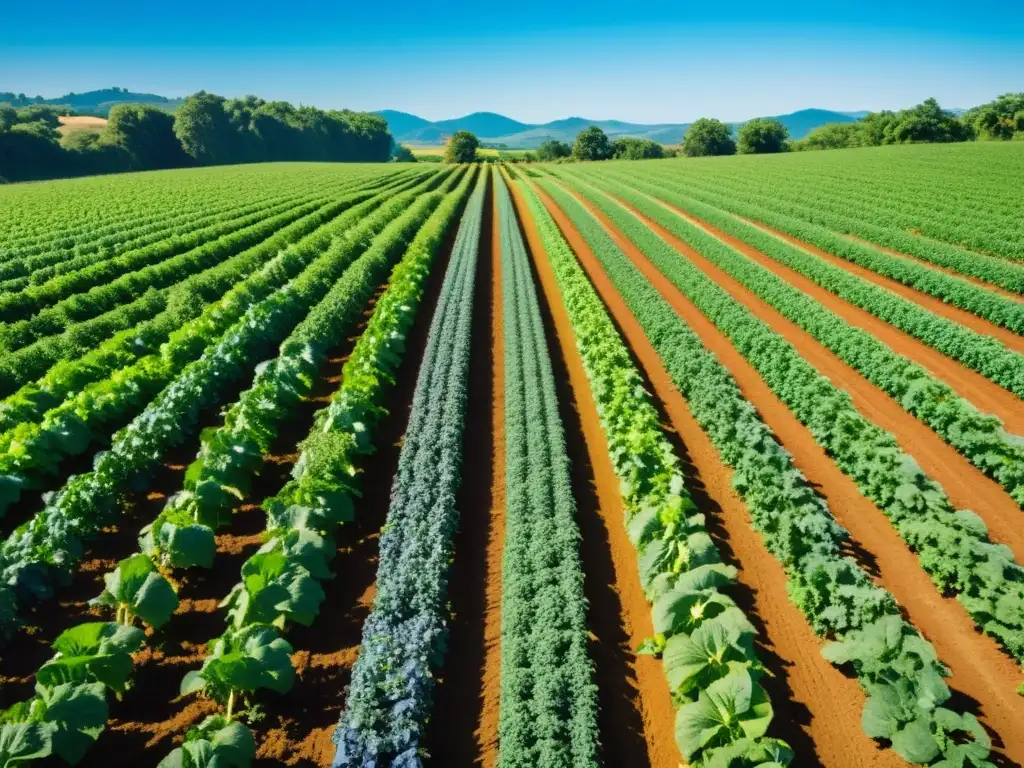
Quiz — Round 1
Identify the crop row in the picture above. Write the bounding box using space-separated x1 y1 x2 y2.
588 168 1024 401
539 179 995 766
494 173 600 768
550 175 1024 668
0 173 453 642
0 172 379 289
0 174 446 528
166 167 476 767
674 166 1024 274
0 173 467 766
622 167 1024 333
559 171 1024 505
0 171 432 400
518 178 792 766
0 164 401 256
332 167 485 765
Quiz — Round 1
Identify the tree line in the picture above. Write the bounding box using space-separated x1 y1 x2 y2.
429 93 1024 165
0 92 393 182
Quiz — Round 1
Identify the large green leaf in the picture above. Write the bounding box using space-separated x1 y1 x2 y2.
92 554 179 628
182 625 295 703
653 587 736 636
664 614 757 698
141 513 216 569
34 682 107 764
890 717 941 764
675 666 774 762
0 722 52 765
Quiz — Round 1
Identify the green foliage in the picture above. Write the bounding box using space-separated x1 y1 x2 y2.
444 130 479 163
158 716 255 768
611 136 665 159
682 118 737 157
737 118 788 154
540 173 993 766
391 144 416 162
963 93 1024 140
572 125 613 161
90 553 179 629
793 122 865 151
102 104 185 170
493 174 600 767
535 139 571 161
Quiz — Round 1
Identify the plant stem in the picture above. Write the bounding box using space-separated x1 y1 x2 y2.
227 690 235 720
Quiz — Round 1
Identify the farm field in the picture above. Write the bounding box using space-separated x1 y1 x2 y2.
0 142 1021 768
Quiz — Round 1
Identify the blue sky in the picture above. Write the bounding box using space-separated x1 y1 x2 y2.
4 0 1023 122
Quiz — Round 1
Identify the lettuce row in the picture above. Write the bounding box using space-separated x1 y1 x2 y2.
559 173 1024 670
331 168 485 766
562 172 1024 505
166 169 475 768
626 166 1024 333
0 173 446 524
493 173 600 768
539 179 994 767
519 178 791 767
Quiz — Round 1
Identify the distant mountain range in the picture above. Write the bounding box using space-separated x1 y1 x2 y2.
0 88 183 116
375 108 863 148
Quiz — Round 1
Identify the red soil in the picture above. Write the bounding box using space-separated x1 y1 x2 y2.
427 171 505 767
604 195 1024 559
528 180 902 767
843 233 1024 305
507 174 680 768
738 215 1024 357
543 181 1024 766
640 199 1024 435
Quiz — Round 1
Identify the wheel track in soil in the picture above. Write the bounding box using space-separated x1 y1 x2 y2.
530 178 955 768
540 180 1024 767
506 174 678 768
427 171 504 767
596 190 1024 555
641 195 1024 432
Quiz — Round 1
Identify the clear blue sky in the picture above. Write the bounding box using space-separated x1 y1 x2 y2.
4 0 1023 123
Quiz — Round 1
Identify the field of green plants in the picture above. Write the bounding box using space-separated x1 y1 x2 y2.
0 142 1022 768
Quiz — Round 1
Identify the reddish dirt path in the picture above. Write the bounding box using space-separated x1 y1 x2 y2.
534 180 1024 766
507 173 679 768
586 191 1024 560
428 172 505 767
734 214 1024 356
527 180 902 768
630 198 1024 435
843 233 1024 305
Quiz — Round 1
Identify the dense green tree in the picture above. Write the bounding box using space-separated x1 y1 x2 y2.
535 139 571 161
681 118 736 157
173 91 237 164
611 137 664 159
887 98 972 144
16 105 63 129
0 106 16 132
737 118 789 154
102 104 184 170
962 93 1024 140
444 131 479 163
572 126 612 161
794 122 865 151
392 145 417 162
